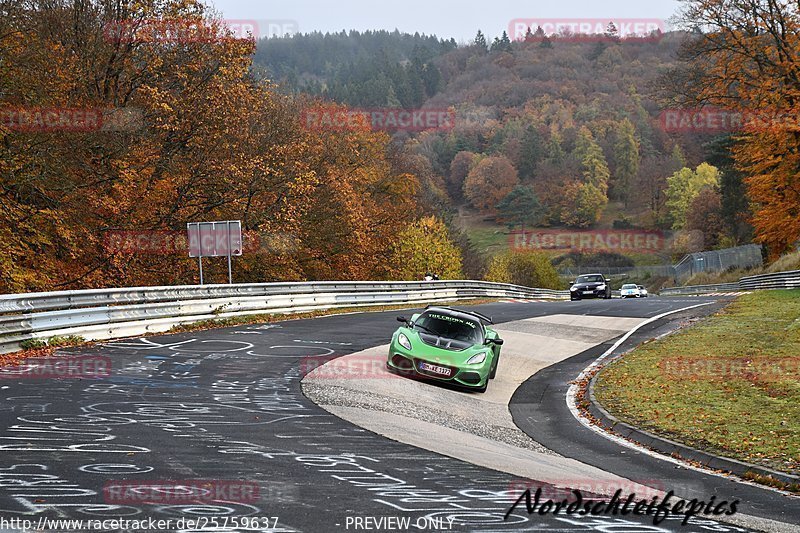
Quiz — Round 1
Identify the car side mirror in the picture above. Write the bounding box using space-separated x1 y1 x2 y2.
605 278 611 283
485 338 504 346
569 280 576 285
396 316 408 324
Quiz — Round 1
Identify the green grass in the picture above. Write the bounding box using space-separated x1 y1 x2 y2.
455 205 673 267
594 290 800 475
464 226 510 255
19 335 85 350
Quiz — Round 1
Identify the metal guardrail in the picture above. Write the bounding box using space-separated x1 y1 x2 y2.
0 281 568 354
659 282 741 296
739 269 800 290
660 269 800 295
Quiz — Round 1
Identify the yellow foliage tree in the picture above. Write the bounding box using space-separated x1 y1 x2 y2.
485 250 562 289
388 217 463 280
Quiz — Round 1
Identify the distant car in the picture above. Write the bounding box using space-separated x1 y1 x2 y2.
387 306 503 393
620 284 642 298
637 285 649 297
569 274 612 301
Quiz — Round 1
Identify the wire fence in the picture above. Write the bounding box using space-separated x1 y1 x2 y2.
558 244 764 283
557 265 676 279
673 244 763 283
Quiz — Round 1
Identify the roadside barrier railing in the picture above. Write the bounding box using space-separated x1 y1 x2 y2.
0 281 568 353
660 269 800 295
738 270 800 290
658 282 741 296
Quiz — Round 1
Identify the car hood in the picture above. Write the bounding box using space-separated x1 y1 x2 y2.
397 328 487 365
418 332 474 351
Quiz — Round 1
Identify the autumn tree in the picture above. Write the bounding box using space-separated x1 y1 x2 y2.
686 188 724 248
388 216 463 280
635 154 679 227
575 127 610 195
0 0 423 291
484 250 561 289
547 129 566 164
664 0 800 257
463 156 519 213
612 118 640 206
560 181 608 228
665 163 721 230
448 150 477 197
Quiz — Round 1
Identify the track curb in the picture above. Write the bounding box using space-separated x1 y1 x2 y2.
583 326 800 487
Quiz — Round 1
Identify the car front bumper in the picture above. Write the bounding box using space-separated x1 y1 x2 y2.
570 289 607 298
387 350 491 388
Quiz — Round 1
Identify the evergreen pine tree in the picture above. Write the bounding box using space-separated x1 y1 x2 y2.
474 30 488 52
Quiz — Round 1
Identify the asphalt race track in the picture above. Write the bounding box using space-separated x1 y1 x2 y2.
0 297 796 532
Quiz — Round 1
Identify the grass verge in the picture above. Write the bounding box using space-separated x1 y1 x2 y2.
594 290 800 477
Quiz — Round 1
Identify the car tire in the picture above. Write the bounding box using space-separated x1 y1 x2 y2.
570 296 578 301
489 355 498 379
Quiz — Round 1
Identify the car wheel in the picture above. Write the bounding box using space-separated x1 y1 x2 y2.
570 296 578 301
490 355 499 379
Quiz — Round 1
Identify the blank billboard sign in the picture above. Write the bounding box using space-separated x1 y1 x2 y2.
187 221 242 258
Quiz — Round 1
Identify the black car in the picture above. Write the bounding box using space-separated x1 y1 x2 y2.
569 274 612 301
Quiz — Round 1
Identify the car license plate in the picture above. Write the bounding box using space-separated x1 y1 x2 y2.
418 362 452 377
583 291 594 295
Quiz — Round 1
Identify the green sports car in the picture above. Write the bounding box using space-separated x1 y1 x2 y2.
386 306 504 393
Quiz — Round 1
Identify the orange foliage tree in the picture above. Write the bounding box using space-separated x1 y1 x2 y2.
463 156 519 213
666 0 800 258
0 0 421 292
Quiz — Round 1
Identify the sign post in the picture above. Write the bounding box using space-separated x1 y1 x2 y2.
187 221 242 285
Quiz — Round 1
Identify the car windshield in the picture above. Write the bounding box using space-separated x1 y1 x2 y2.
576 275 604 284
622 284 638 289
414 312 483 344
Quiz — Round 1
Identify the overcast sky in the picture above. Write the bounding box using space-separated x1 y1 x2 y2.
207 0 684 42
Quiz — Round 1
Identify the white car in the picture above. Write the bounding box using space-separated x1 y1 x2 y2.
637 285 649 297
620 284 641 298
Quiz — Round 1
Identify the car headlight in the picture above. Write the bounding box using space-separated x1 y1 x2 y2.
467 352 488 365
570 286 578 292
398 333 412 351
597 284 606 290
